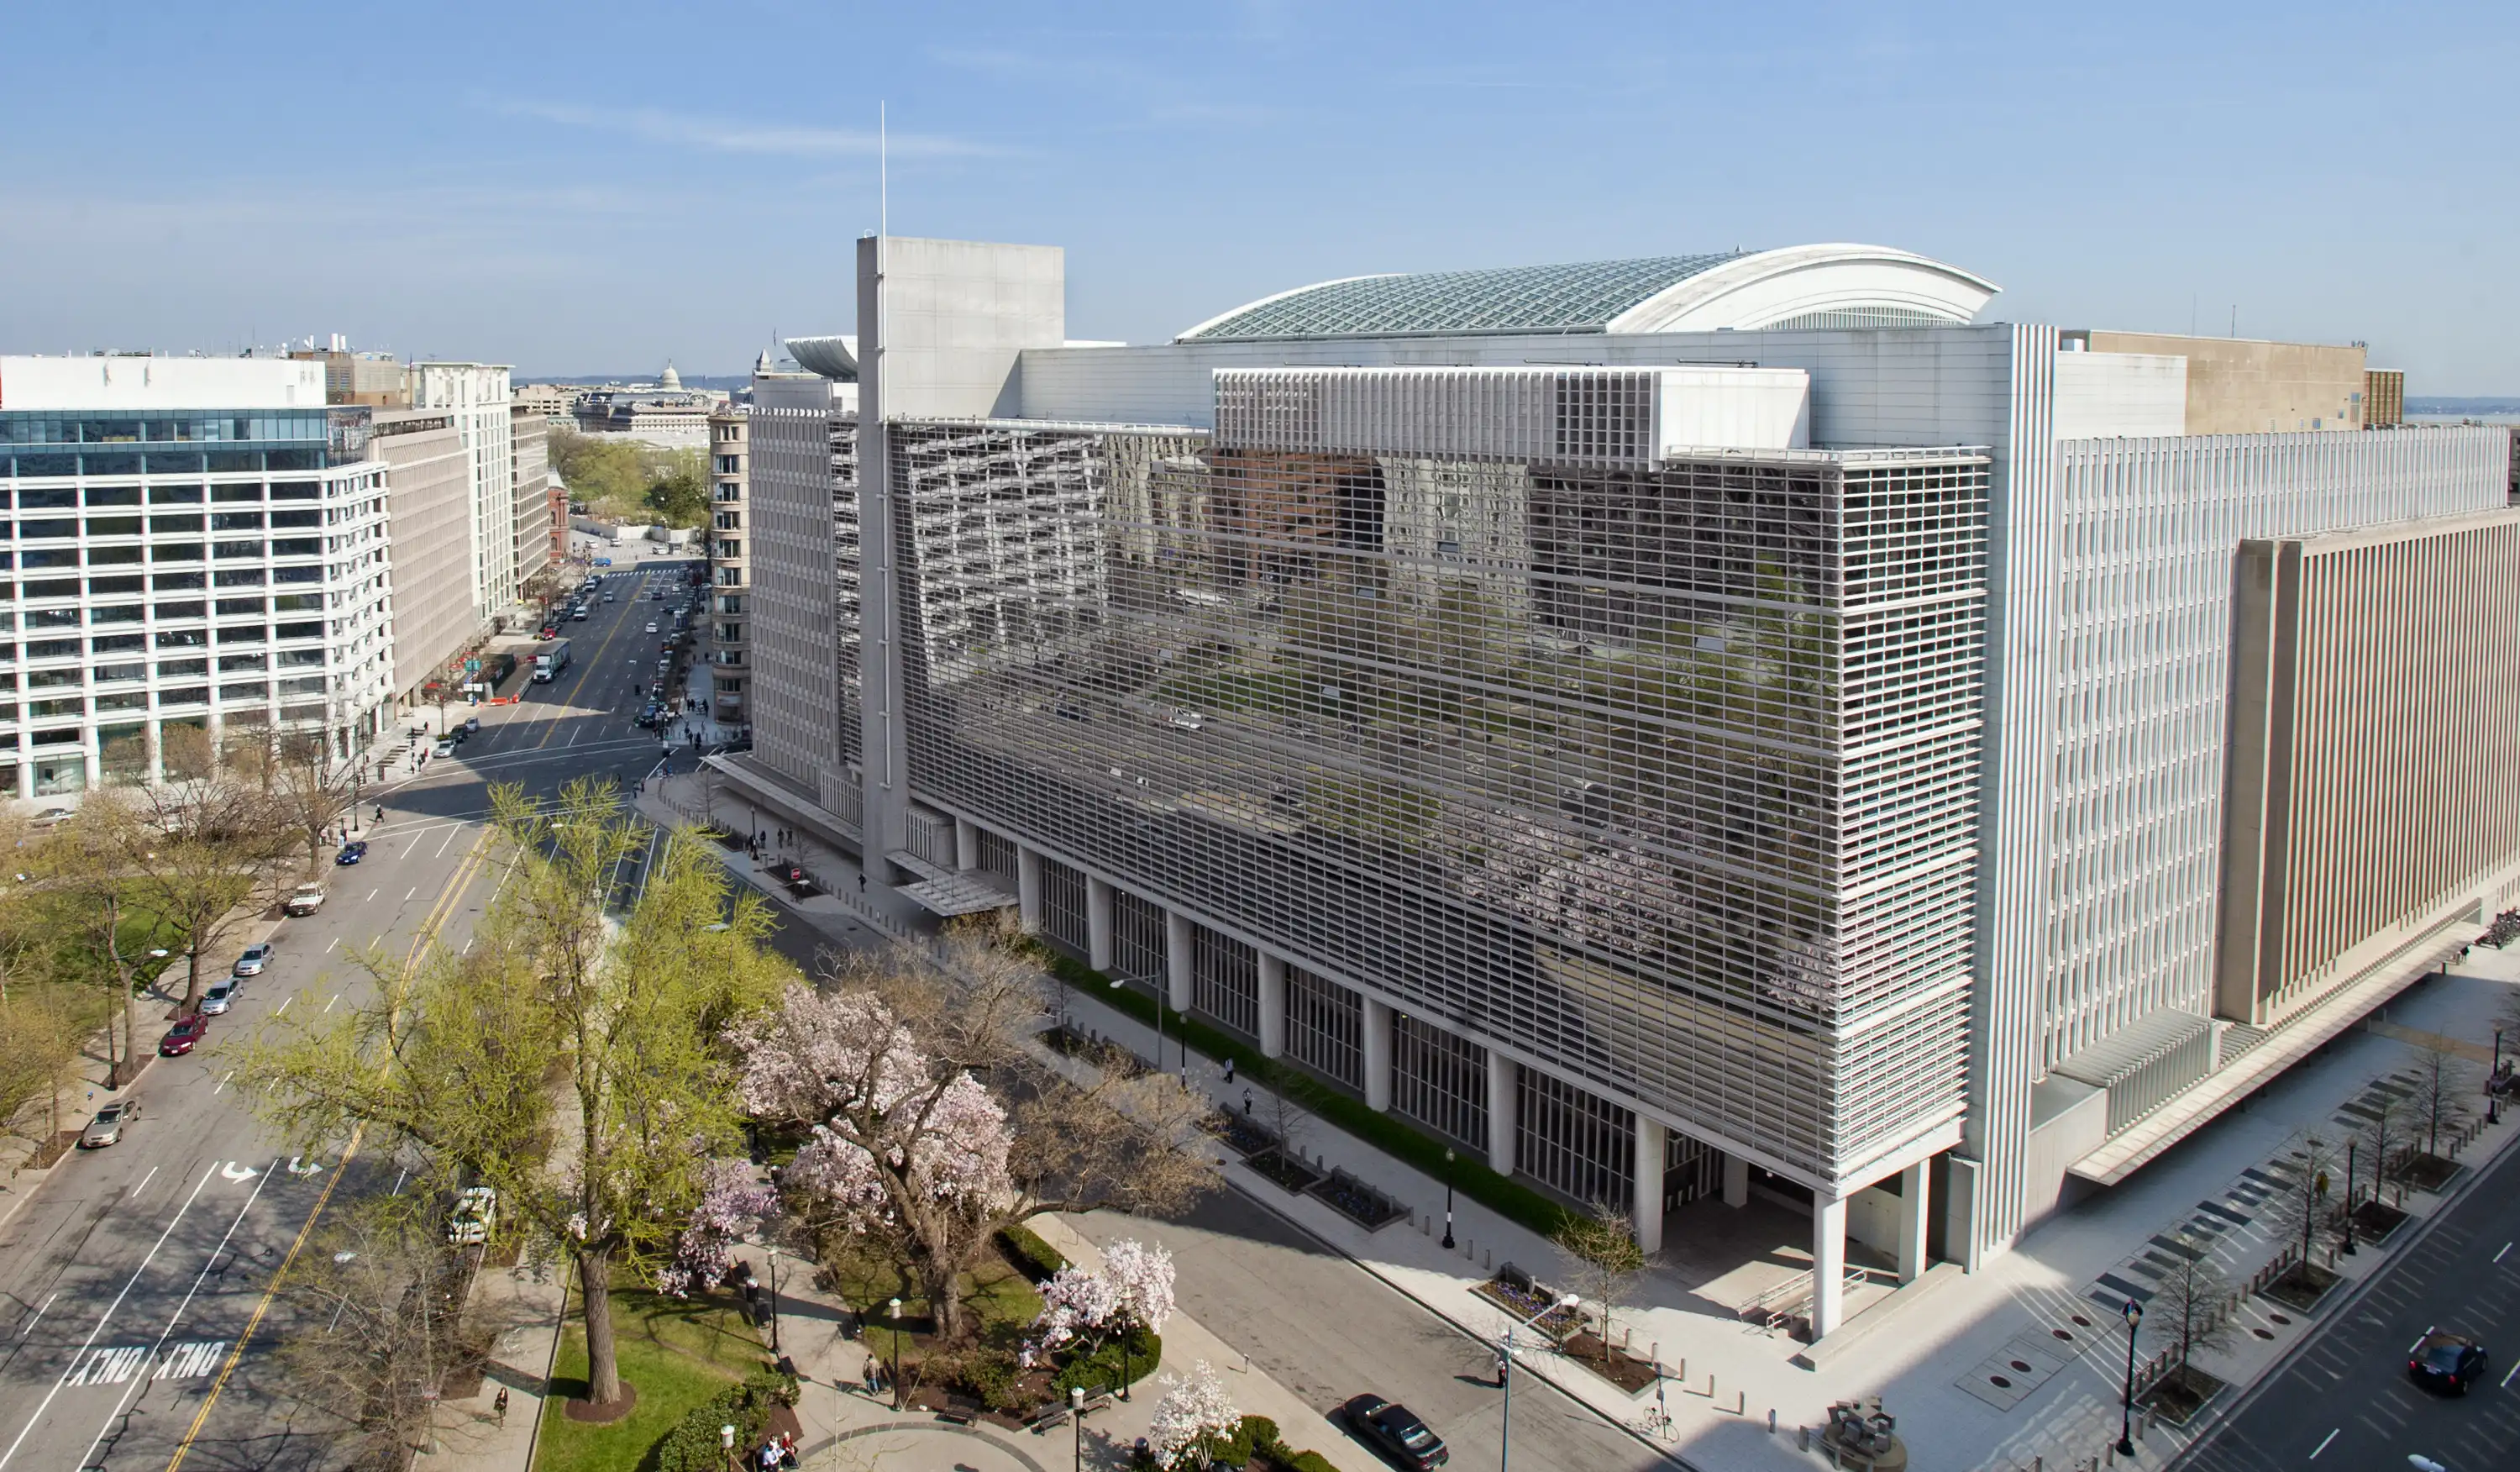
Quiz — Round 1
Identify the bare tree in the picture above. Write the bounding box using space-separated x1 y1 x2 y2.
2262 1131 2344 1267
84 789 282 1009
2407 1045 2475 1159
2150 1231 2237 1373
30 823 150 1086
2360 1092 2409 1208
271 729 357 871
1552 1200 1648 1364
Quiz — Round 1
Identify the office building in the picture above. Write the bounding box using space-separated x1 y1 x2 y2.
706 399 753 724
513 381 580 420
409 362 521 623
290 338 411 407
0 354 396 796
371 407 475 700
727 239 2515 1338
512 403 551 593
573 363 721 447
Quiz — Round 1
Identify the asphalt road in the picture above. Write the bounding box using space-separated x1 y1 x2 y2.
0 556 823 1472
2175 1122 2520 1472
1068 1196 1664 1472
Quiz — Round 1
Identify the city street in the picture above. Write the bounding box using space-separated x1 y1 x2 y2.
0 555 853 1472
2175 1118 2520 1472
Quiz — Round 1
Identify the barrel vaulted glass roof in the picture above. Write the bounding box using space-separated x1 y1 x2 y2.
1178 252 1751 342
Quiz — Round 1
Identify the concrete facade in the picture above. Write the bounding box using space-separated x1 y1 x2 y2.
409 362 519 621
2086 331 2368 434
511 404 550 594
374 408 477 698
707 403 751 723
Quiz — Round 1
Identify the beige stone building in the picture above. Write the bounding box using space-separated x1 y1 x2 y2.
708 401 751 723
373 408 479 698
2087 330 2368 433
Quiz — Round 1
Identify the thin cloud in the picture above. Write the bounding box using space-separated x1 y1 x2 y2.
488 98 992 158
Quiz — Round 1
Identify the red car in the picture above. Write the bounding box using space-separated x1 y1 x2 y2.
160 1015 209 1056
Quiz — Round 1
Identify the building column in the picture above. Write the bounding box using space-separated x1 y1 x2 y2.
1257 953 1287 1059
1164 909 1194 1013
1086 877 1115 972
1016 846 1044 935
1897 1159 1931 1284
81 742 101 792
1633 1117 1667 1256
1811 1193 1848 1340
1362 998 1394 1112
953 817 979 871
1723 1153 1750 1209
1486 1052 1518 1175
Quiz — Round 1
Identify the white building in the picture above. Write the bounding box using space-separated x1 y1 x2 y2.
0 354 396 796
410 361 520 620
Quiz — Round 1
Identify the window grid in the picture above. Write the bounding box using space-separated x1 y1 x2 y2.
1392 1013 1487 1151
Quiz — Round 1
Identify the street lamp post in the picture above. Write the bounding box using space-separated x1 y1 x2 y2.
886 1296 904 1410
1441 1149 1457 1250
2342 1139 2359 1254
2492 1030 2505 1126
764 1247 782 1357
1111 974 1164 1078
1499 1292 1579 1472
720 1423 736 1472
2117 1296 2144 1457
1069 1385 1086 1472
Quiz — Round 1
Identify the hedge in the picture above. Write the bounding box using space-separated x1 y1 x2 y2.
1031 944 1574 1240
652 1367 799 1472
997 1222 1068 1283
1048 1324 1161 1397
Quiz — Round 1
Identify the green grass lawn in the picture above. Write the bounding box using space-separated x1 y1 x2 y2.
533 1281 769 1472
821 1236 1045 1370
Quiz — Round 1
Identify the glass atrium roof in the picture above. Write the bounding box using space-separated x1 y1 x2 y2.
1179 252 1751 341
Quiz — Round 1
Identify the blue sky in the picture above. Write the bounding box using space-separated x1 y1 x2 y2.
2 1 2512 388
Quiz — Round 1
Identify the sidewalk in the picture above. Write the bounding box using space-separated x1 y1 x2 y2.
630 771 2520 1472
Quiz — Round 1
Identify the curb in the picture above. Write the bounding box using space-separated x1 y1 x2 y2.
1211 1164 1705 1470
2157 1107 2520 1469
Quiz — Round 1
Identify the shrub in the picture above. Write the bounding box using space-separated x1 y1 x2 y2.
652 1367 799 1472
998 1222 1068 1283
1048 1326 1162 1397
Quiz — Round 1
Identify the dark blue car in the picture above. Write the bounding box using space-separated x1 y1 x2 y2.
335 840 370 865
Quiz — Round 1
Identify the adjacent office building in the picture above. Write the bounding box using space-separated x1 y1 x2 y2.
706 398 753 724
0 355 397 796
410 361 522 623
371 407 475 701
512 402 551 593
726 239 2516 1337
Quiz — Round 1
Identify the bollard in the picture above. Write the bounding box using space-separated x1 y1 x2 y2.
1676 1359 1685 1385
1736 1389 1746 1415
1768 1408 1777 1435
1706 1373 1715 1398
1622 1326 1632 1351
1484 1249 1493 1271
2107 1443 2115 1467
1799 1427 1810 1452
1422 1217 1430 1237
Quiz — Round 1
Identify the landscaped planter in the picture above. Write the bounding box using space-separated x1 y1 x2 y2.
2260 1259 2341 1312
1472 1266 1581 1342
1306 1168 1406 1230
1557 1331 1660 1394
1247 1149 1320 1195
2351 1196 2409 1243
1207 1113 1279 1159
2139 1363 2227 1426
2400 1152 2463 1193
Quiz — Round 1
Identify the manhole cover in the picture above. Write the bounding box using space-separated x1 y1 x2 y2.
2253 1328 2274 1340
2051 1328 2074 1341
2270 1312 2292 1326
2009 1359 2034 1372
1989 1375 2013 1389
2071 1314 2092 1327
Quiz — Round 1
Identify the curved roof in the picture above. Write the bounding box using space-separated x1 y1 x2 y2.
1177 244 1997 343
784 334 858 381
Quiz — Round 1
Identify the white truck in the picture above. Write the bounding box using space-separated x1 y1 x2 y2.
533 638 572 682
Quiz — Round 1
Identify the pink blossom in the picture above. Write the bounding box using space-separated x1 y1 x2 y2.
1147 1360 1239 1470
656 1159 778 1296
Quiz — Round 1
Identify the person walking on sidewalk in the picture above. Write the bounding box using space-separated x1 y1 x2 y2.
494 1386 510 1423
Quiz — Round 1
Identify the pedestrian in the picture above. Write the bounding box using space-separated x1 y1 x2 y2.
862 1359 879 1395
1223 1057 1236 1085
1494 1354 1508 1387
857 872 867 894
1242 1088 1252 1117
494 1386 510 1422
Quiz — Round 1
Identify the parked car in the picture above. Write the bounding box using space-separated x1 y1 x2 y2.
1344 1396 1447 1471
538 624 559 640
232 942 275 976
31 806 75 828
160 1014 209 1056
593 557 612 566
285 882 327 916
448 1185 497 1245
433 737 458 757
200 980 237 1015
463 716 481 733
80 1100 140 1148
2410 1331 2489 1393
335 839 369 865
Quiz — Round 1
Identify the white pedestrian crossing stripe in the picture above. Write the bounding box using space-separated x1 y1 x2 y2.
64 1341 228 1387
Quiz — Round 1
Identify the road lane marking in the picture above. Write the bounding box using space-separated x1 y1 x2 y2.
365 887 378 902
218 1162 257 1183
404 886 417 902
18 1294 56 1340
2409 1326 2433 1354
0 1164 218 1472
2504 1358 2520 1389
2309 1428 2338 1458
130 1165 158 1201
433 825 460 860
213 1073 230 1096
2496 1240 2511 1264
323 994 339 1013
76 1161 272 1468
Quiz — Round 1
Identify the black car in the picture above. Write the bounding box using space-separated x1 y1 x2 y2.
1344 1396 1446 1470
2409 1331 2488 1393
335 839 370 865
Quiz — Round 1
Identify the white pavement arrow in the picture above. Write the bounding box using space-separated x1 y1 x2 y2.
286 1156 324 1176
220 1161 259 1183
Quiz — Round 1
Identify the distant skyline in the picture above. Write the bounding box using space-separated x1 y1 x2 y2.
3 1 2515 390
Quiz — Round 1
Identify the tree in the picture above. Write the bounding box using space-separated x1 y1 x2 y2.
1147 1360 1241 1472
2408 1044 2474 1159
0 988 82 1151
272 729 356 872
31 822 152 1087
1029 1238 1176 1358
731 922 1214 1342
235 779 795 1410
644 450 709 530
548 427 648 520
278 1194 512 1470
2150 1230 2236 1372
658 1159 779 1297
84 793 280 1009
2263 1131 2344 1268
2360 1092 2409 1206
1552 1200 1647 1364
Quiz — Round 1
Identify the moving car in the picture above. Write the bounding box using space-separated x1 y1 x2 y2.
433 737 458 757
571 607 591 621
285 881 328 916
2409 1331 2489 1393
160 1014 209 1056
335 839 369 865
538 623 559 640
448 1185 497 1245
645 622 659 633
603 591 616 602
1343 1396 1447 1471
463 716 482 733
233 942 275 976
81 1101 139 1148
200 980 237 1015
593 556 612 566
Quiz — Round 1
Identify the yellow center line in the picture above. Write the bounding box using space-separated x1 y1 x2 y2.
162 823 500 1472
533 567 659 753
